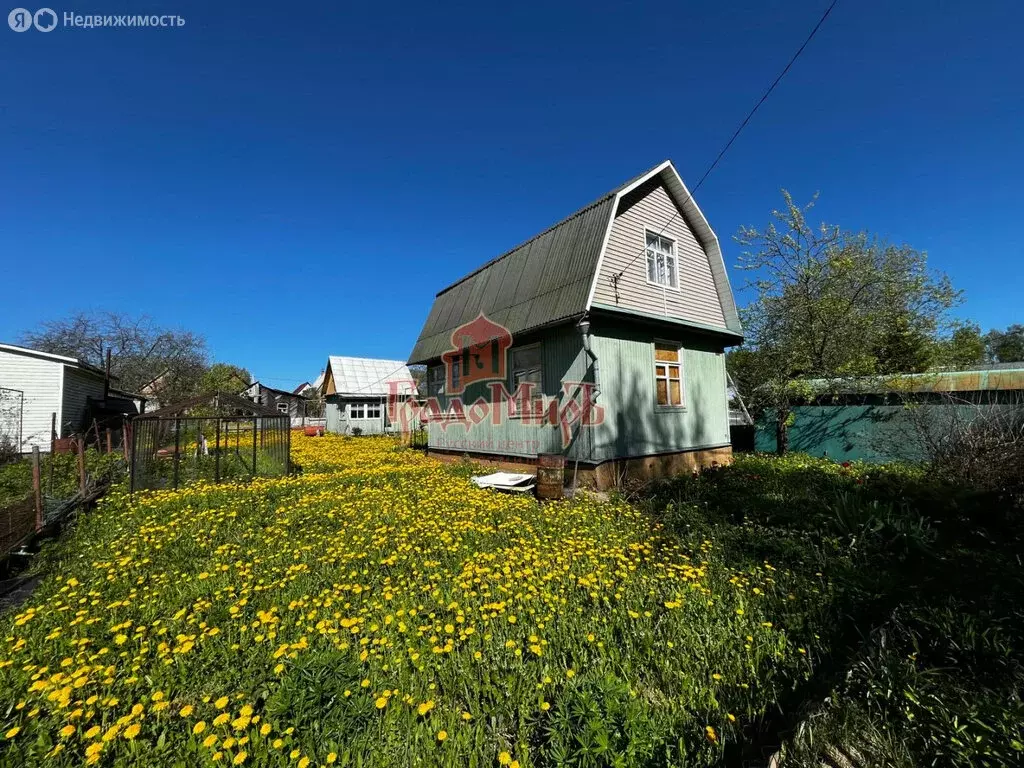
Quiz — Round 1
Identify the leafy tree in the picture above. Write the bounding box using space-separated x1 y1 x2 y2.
21 311 208 405
734 192 961 452
199 363 252 394
986 324 1024 363
934 322 987 369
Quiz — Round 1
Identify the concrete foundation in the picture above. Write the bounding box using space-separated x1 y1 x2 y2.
427 445 733 490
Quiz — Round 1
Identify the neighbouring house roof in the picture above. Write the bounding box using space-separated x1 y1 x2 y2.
244 381 304 400
292 382 310 395
408 160 741 364
0 342 112 379
324 357 418 397
804 366 1024 396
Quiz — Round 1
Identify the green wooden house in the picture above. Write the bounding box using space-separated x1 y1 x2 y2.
407 161 743 488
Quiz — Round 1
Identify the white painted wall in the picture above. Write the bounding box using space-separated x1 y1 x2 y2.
0 348 63 451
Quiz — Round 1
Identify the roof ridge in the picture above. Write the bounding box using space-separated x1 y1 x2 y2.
434 160 670 297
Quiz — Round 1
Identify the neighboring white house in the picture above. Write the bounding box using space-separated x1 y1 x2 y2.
0 343 135 451
323 357 417 435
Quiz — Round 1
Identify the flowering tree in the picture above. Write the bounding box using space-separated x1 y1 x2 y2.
731 192 961 452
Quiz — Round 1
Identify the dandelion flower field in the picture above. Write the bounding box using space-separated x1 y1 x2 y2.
0 436 817 767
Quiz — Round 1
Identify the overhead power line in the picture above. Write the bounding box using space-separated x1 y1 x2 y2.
612 0 840 285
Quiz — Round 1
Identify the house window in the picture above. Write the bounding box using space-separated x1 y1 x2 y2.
451 357 461 391
509 344 543 414
276 402 289 414
350 402 381 419
427 366 445 398
646 231 678 288
654 342 684 407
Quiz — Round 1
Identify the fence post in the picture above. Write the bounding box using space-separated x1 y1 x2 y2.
76 437 87 496
173 418 181 489
214 418 221 483
32 446 43 532
122 422 131 463
50 412 56 455
251 417 258 478
106 428 113 454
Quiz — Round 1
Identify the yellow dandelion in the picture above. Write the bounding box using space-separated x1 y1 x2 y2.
193 721 207 734
180 705 194 717
437 730 448 742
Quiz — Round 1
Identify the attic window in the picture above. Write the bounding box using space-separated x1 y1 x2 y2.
276 402 289 414
646 231 678 289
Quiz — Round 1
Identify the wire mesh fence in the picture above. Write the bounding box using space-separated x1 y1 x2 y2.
0 387 24 457
129 392 291 493
131 416 290 491
0 441 126 557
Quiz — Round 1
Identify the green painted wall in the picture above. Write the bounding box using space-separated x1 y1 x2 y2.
755 398 1018 462
425 318 731 462
425 324 589 459
587 318 730 462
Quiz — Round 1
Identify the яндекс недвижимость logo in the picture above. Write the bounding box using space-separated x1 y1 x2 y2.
8 7 56 31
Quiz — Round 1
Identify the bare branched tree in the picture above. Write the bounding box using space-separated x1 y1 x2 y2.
904 390 1024 506
21 311 208 405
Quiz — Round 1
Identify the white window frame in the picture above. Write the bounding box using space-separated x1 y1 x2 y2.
276 401 289 414
653 339 685 409
349 403 365 419
508 343 544 417
365 402 382 420
645 230 679 290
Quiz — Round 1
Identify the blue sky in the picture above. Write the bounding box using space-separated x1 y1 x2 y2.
2 0 1021 388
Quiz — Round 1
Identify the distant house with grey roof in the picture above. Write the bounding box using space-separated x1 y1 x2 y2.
322 357 418 435
408 160 743 488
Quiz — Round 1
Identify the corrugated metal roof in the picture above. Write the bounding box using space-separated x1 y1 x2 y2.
408 161 742 364
408 164 680 365
805 367 1024 395
326 357 418 397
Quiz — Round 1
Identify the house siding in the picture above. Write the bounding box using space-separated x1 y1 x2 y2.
61 366 106 437
0 349 63 451
326 396 389 435
592 179 728 330
586 318 730 462
425 324 590 460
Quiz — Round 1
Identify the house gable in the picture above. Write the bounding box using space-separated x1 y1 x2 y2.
408 161 741 366
587 162 740 336
591 177 728 329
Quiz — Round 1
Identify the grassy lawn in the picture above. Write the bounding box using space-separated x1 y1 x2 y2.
0 436 823 767
0 436 1019 766
639 454 1024 767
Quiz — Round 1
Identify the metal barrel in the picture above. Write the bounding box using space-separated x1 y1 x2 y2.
535 453 565 500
